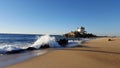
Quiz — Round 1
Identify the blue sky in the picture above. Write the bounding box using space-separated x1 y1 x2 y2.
0 0 120 36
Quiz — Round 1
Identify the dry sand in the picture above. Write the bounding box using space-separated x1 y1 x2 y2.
8 37 120 68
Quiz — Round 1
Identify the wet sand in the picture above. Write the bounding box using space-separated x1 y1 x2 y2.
8 37 120 68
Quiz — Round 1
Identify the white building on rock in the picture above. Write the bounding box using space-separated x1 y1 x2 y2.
76 26 86 33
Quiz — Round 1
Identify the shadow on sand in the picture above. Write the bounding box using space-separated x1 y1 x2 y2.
64 47 120 55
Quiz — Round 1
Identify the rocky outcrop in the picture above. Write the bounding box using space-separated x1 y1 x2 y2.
26 47 37 50
57 39 68 47
63 31 96 38
40 44 50 48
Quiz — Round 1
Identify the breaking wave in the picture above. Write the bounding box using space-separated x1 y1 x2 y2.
30 35 61 48
0 35 61 53
0 35 88 54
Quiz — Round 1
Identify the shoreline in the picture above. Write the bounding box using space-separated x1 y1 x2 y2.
0 49 49 68
7 37 120 68
0 39 85 68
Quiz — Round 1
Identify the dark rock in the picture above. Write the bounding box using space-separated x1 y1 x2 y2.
58 39 68 47
6 49 25 54
40 44 50 49
26 47 37 50
63 31 97 38
108 39 112 41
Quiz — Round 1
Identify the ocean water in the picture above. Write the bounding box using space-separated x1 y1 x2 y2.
0 34 93 54
0 34 92 67
0 34 63 54
0 34 37 53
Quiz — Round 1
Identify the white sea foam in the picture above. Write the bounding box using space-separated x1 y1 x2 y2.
0 35 61 53
31 35 61 49
0 43 32 53
0 35 93 53
66 38 93 47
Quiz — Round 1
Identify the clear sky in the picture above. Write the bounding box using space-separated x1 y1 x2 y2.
0 0 120 36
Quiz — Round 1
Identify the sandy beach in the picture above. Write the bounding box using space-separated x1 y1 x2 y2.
8 37 120 68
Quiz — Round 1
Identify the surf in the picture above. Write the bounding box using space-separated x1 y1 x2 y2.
0 34 88 54
0 35 67 54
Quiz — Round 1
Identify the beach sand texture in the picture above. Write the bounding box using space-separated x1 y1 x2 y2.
8 38 120 68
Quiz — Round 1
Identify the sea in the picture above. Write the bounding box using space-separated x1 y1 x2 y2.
0 34 64 54
0 34 37 51
0 33 89 67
